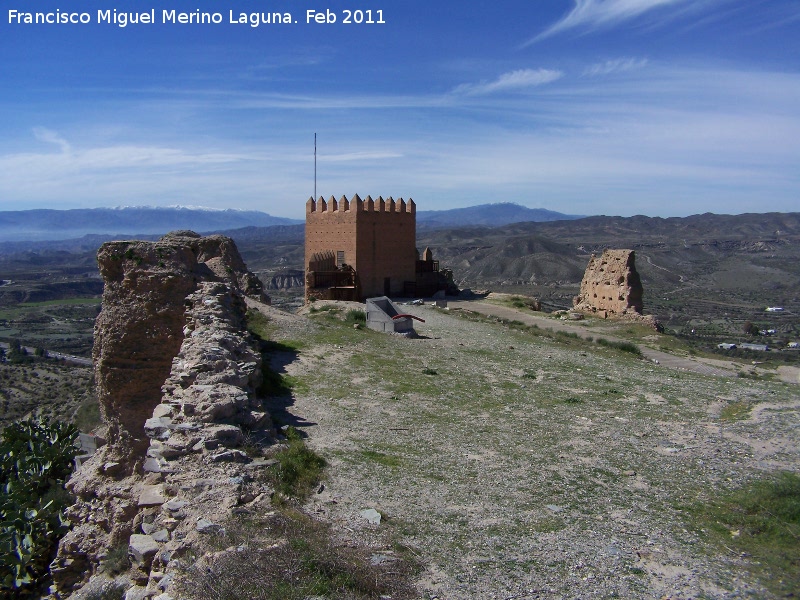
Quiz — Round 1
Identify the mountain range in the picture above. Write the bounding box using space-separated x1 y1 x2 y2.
0 206 303 242
0 203 579 243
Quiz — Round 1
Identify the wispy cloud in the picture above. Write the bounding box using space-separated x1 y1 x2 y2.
524 0 695 44
452 68 563 96
33 127 71 154
3 64 799 218
584 57 649 76
322 151 403 162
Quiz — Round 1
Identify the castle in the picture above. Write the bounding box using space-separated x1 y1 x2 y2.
305 194 453 302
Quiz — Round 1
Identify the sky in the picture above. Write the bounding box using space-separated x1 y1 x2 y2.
1 0 799 219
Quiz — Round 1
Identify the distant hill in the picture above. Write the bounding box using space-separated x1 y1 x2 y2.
417 203 581 228
0 206 303 242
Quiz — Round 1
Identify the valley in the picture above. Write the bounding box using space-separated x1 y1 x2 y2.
2 211 797 368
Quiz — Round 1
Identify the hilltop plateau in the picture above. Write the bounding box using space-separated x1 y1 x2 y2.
253 299 800 598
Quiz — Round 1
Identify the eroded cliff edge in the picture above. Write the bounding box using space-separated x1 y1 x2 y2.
52 231 276 596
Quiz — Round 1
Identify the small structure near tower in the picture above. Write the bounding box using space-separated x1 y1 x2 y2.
365 296 422 335
305 194 455 302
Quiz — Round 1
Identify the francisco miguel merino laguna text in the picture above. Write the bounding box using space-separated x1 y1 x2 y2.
8 8 386 27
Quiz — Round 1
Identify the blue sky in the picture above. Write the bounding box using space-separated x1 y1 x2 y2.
1 0 799 219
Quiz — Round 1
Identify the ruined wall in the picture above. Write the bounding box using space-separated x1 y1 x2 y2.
573 249 643 317
52 232 275 596
92 231 268 460
305 194 416 299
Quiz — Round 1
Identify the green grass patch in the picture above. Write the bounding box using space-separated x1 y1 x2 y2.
720 400 754 422
245 308 275 340
345 309 366 324
266 427 326 501
596 338 642 356
689 472 800 596
361 450 403 467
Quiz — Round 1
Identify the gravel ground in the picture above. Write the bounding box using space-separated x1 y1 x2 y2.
254 300 800 599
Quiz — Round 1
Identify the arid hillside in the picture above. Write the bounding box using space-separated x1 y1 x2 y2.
257 299 800 598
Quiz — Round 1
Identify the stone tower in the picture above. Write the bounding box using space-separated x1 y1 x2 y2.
573 249 643 316
305 194 416 301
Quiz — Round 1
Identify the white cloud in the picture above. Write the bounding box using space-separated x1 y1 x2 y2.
453 69 564 96
584 57 649 76
322 151 403 162
33 127 71 154
2 64 799 218
525 0 696 44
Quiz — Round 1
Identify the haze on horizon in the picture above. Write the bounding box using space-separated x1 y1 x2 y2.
1 0 799 220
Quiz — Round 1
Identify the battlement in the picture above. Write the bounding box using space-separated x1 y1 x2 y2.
306 194 415 215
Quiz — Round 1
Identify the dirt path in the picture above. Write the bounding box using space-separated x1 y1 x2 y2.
448 300 739 378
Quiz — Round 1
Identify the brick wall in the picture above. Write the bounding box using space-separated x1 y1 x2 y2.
305 194 416 300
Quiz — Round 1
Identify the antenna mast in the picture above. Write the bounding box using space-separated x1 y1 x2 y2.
314 133 317 200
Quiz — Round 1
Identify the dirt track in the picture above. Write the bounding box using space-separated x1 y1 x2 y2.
447 300 777 379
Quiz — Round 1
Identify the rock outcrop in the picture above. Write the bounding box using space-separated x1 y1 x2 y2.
51 232 276 595
264 269 304 290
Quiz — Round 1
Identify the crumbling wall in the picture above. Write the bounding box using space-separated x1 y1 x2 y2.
52 232 275 596
573 249 643 316
92 231 269 461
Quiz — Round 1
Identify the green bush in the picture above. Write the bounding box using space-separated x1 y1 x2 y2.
1 418 78 593
345 309 366 324
267 427 326 500
596 338 642 356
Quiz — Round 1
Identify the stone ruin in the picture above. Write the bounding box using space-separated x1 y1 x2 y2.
51 231 279 598
573 249 661 330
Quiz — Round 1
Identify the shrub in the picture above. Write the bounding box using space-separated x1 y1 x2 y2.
1 418 78 593
266 427 326 500
100 544 130 576
596 338 642 356
345 309 366 324
178 511 418 600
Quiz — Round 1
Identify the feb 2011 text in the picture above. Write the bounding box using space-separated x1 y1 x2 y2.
7 8 387 28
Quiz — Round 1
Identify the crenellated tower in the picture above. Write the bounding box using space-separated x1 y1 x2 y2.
305 194 417 301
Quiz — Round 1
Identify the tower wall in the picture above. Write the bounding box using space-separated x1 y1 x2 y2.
355 197 416 298
305 194 417 300
306 196 359 272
